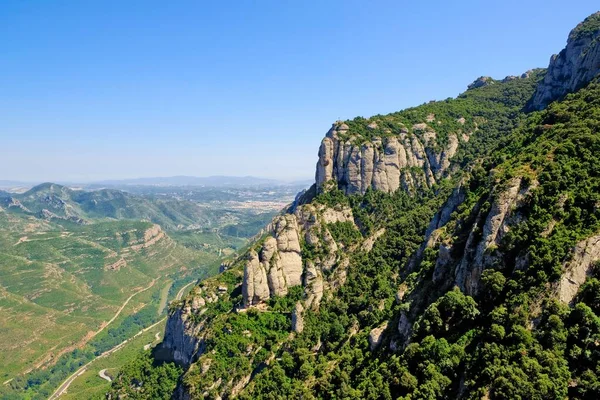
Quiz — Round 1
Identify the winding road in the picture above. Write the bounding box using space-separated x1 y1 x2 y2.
98 369 112 382
48 317 167 399
48 278 197 399
48 281 157 400
175 280 196 300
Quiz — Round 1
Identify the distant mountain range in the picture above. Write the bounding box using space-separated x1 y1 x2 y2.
0 182 220 230
88 175 312 187
0 176 313 191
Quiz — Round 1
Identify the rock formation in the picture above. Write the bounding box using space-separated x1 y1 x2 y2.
530 12 600 110
159 299 205 367
242 204 355 308
557 234 600 304
315 121 464 195
368 321 388 351
291 302 304 333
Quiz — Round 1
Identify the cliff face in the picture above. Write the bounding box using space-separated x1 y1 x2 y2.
530 12 600 110
315 120 463 195
157 285 224 367
243 204 355 310
159 307 205 367
557 234 600 304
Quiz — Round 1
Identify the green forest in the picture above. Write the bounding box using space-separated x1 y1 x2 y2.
107 13 600 400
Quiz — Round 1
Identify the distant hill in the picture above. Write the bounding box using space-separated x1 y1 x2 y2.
1 182 215 230
0 176 313 192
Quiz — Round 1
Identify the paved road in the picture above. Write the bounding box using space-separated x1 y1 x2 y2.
98 369 112 382
48 281 158 400
48 278 196 399
48 317 167 399
176 280 195 300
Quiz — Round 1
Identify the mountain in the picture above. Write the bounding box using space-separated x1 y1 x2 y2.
530 12 600 110
0 180 35 189
1 182 214 230
107 13 600 400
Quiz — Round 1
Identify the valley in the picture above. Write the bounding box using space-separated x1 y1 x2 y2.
0 182 300 399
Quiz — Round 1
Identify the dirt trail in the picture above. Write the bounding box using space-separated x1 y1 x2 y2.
36 279 157 373
94 279 156 338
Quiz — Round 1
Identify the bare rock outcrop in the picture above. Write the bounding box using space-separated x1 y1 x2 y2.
242 250 270 307
292 302 304 333
530 12 600 110
130 224 166 251
304 261 323 311
158 293 206 367
454 178 526 295
468 76 494 90
557 234 600 304
315 120 465 195
241 204 354 309
368 321 388 351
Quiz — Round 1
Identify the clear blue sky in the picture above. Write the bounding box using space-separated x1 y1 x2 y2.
1 1 598 182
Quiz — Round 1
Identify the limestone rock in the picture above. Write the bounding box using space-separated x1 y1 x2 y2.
468 76 494 90
531 12 600 110
304 261 324 310
397 311 412 344
557 234 600 304
315 121 460 195
241 204 351 309
361 228 386 252
158 306 205 367
243 250 270 307
292 302 304 333
454 178 526 295
368 321 388 351
191 295 206 312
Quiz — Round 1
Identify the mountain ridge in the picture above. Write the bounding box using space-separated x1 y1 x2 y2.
108 12 600 400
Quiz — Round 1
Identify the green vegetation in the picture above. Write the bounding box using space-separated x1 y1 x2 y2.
569 11 600 41
336 70 542 161
106 69 600 399
0 183 279 399
61 320 166 400
106 352 182 400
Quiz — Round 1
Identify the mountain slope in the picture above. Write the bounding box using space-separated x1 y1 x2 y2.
1 183 216 230
109 12 600 400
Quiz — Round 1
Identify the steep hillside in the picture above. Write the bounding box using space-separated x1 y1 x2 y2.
315 69 541 195
530 12 600 110
109 13 600 400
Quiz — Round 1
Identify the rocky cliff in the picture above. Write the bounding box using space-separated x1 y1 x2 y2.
243 203 356 309
530 12 600 110
157 285 224 368
315 119 463 195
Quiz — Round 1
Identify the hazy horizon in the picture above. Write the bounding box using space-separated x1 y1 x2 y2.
1 1 599 182
0 174 315 186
